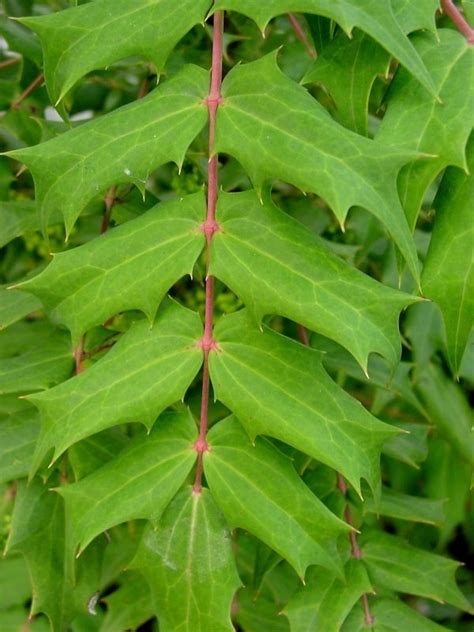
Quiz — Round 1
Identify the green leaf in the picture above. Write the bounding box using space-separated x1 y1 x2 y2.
19 0 211 104
424 438 472 547
303 30 390 136
0 555 31 610
361 531 473 613
5 478 104 632
415 364 473 465
132 486 240 632
363 485 445 525
0 15 42 65
0 396 39 483
381 422 429 468
28 299 203 475
212 191 415 371
377 30 474 230
68 428 129 480
390 0 439 34
6 64 208 235
0 327 73 394
213 0 435 93
59 411 197 554
209 310 398 496
0 199 51 248
215 54 420 280
100 572 154 632
204 416 348 577
18 192 206 342
342 597 450 632
235 589 290 632
0 288 41 330
284 559 373 632
421 138 474 374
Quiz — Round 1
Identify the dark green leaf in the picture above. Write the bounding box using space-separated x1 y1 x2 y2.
361 531 473 612
284 559 373 632
421 137 474 374
303 30 389 136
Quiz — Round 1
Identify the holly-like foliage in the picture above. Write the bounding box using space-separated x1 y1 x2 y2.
0 1 473 631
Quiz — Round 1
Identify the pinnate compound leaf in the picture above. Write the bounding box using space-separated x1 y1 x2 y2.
421 139 474 374
303 30 389 136
361 531 473 613
377 30 474 230
211 191 415 371
0 327 73 394
342 597 450 632
204 416 348 577
0 288 41 330
209 310 399 497
18 192 206 342
213 0 434 92
59 411 197 555
18 0 211 104
6 64 208 235
5 479 104 632
284 559 373 632
390 0 439 34
215 54 419 280
28 300 203 475
132 486 240 632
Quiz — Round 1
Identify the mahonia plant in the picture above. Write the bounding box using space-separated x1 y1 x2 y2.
0 0 473 630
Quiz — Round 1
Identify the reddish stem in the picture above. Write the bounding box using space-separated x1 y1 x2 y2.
288 13 317 58
0 57 20 70
193 10 224 494
441 0 474 43
11 72 44 109
298 325 374 627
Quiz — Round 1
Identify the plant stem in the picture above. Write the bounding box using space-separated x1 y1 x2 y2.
0 57 20 70
288 14 317 58
11 72 44 109
193 9 224 494
297 325 375 627
441 0 474 43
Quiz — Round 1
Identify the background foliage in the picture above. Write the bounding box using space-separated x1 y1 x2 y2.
0 1 473 631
